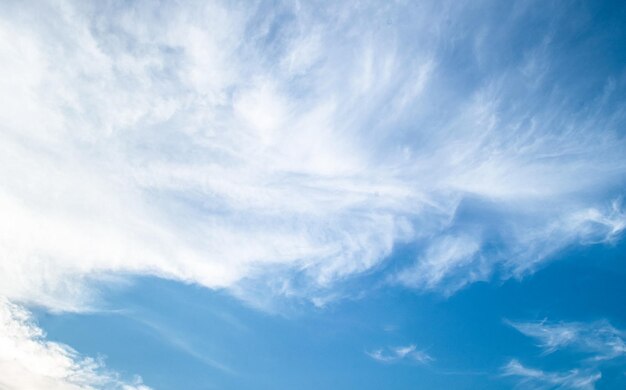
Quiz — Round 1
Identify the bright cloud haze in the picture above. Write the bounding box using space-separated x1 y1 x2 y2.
1 0 625 389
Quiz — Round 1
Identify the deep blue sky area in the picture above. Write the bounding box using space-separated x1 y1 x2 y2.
36 240 626 389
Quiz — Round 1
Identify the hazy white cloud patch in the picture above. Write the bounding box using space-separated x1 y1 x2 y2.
0 298 150 390
367 344 433 365
393 234 487 294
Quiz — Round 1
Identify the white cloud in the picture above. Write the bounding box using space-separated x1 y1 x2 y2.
0 0 622 310
503 319 626 389
0 1 624 382
0 298 150 390
1 0 625 386
507 319 626 360
502 359 601 390
367 344 433 365
393 234 486 293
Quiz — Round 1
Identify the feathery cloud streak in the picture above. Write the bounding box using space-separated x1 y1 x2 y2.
504 319 626 389
367 344 433 365
502 359 600 390
508 319 626 361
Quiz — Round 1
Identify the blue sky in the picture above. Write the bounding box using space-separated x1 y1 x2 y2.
35 241 626 389
1 1 626 389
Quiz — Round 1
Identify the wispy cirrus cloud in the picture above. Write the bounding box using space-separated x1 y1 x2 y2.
502 359 601 390
507 319 626 360
367 344 433 365
503 318 626 389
